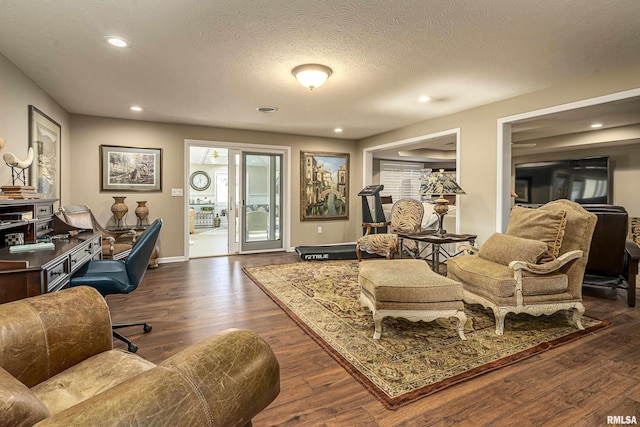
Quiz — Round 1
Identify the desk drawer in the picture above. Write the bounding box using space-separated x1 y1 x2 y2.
35 219 54 237
35 204 54 219
44 258 69 292
70 243 94 273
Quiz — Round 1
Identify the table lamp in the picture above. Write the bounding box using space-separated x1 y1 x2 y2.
420 169 466 234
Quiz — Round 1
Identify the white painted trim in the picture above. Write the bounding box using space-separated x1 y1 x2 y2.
184 139 292 257
496 87 640 232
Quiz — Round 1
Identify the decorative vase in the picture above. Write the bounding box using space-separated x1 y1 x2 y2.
110 196 128 227
135 201 149 226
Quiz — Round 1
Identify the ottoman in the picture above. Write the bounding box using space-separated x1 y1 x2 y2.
358 259 467 340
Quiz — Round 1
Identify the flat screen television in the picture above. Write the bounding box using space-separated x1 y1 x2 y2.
514 156 611 205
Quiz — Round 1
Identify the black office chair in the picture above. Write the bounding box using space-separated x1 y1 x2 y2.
70 218 163 352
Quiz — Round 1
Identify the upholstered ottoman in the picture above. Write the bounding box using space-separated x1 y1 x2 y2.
358 259 467 340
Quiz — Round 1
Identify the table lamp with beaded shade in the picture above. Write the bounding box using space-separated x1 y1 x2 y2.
420 169 466 234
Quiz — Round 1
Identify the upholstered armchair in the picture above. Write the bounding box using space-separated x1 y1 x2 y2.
356 198 424 261
447 199 597 335
0 287 280 427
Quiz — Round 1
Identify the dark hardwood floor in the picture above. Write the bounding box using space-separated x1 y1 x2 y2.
106 253 640 427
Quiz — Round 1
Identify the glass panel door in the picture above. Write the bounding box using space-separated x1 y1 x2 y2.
241 152 282 252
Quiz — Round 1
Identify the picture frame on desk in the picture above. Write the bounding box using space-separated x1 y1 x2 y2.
29 105 61 202
100 145 162 192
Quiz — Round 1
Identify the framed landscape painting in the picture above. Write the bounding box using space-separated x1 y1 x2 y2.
28 105 61 201
100 145 162 192
300 151 349 221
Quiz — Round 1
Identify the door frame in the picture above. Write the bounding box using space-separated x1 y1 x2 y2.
184 139 291 257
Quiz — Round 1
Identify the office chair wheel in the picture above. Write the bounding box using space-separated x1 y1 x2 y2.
128 343 138 353
143 324 152 333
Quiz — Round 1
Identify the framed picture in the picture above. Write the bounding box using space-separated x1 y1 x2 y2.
514 178 531 203
300 151 349 221
100 145 162 192
29 106 61 200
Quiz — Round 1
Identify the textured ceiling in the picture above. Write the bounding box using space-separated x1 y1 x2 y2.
1 0 639 141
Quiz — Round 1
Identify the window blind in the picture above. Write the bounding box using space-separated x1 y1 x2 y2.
379 161 426 201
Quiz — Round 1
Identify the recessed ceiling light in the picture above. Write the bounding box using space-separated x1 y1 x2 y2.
418 95 431 103
257 106 278 113
129 105 143 112
590 123 603 128
334 128 343 133
104 36 130 48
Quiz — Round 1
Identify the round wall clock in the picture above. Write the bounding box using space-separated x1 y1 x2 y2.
190 170 211 191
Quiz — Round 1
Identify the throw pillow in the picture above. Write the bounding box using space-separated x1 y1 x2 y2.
0 367 50 427
506 206 567 263
478 233 548 265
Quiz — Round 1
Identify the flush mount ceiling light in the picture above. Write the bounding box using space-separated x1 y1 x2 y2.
129 105 143 112
257 106 278 113
418 95 431 103
292 64 332 90
591 122 603 128
104 36 130 48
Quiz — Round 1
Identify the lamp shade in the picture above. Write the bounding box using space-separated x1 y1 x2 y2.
292 64 332 90
421 169 466 197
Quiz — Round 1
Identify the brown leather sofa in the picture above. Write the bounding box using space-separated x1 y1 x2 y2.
0 287 280 427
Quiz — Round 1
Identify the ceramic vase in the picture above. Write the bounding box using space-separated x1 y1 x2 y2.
110 196 128 226
135 201 149 226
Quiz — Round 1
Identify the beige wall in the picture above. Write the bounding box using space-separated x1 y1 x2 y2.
358 64 640 244
0 53 71 202
69 115 359 258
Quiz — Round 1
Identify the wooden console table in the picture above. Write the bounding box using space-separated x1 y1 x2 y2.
398 231 477 273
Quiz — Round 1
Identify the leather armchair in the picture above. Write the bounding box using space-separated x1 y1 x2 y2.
582 205 639 307
0 287 280 427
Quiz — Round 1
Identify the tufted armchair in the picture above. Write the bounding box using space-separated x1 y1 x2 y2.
447 199 597 335
356 198 424 261
0 286 280 427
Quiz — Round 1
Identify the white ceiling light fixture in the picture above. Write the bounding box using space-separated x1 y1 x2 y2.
292 64 332 90
418 95 431 103
104 36 130 48
591 122 603 128
129 105 143 112
334 128 343 133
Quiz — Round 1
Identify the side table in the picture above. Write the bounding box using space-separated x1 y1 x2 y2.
398 231 477 273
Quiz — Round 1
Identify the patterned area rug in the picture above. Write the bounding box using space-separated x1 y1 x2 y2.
243 260 610 409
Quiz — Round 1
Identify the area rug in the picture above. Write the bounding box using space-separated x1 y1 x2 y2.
243 260 610 409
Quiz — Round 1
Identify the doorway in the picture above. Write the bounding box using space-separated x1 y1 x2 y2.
185 140 290 259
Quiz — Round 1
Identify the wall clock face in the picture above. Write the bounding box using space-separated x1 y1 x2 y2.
190 171 211 191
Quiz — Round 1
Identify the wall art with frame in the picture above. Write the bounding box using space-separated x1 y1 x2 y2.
300 151 349 221
100 145 162 192
29 105 61 200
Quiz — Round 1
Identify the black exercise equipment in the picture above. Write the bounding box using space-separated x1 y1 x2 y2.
358 184 386 234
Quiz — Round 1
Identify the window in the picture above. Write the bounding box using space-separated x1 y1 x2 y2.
379 161 425 201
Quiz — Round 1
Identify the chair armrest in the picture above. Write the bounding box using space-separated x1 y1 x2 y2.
361 221 391 234
625 239 640 261
458 243 478 254
0 287 112 388
509 250 583 274
35 329 280 427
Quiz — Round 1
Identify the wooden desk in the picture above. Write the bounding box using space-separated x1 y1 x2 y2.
0 232 102 304
398 231 477 273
